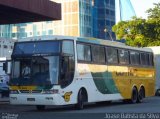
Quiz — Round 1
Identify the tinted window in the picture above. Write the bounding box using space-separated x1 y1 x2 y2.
119 49 129 64
140 53 145 65
149 53 154 66
106 47 118 64
146 54 149 65
141 53 149 66
77 44 91 62
130 51 140 65
92 45 105 63
60 41 75 88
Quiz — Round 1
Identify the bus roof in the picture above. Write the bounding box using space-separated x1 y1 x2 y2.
77 37 152 53
18 35 152 53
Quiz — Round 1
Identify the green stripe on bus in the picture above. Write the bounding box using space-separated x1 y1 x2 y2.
91 71 119 94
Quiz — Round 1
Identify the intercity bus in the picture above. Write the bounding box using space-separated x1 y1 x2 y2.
9 36 155 110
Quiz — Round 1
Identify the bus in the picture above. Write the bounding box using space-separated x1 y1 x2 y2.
9 35 155 110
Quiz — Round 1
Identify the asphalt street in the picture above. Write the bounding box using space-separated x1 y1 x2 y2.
0 96 160 119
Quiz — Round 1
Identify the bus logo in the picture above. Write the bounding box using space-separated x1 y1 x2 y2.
63 91 72 102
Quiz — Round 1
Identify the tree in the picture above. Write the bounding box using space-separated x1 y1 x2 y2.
112 3 160 47
147 3 160 19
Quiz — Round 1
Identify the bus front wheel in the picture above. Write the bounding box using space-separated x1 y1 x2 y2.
36 105 45 111
75 89 87 110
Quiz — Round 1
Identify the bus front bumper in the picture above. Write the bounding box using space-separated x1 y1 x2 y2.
9 94 65 106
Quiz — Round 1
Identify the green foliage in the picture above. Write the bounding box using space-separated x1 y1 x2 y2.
147 3 160 19
112 3 160 47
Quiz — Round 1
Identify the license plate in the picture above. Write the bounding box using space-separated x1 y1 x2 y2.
27 98 35 101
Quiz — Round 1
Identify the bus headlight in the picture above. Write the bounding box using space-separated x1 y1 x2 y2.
42 89 59 94
10 90 19 94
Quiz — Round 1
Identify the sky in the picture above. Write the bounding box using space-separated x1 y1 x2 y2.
130 0 159 18
116 0 159 22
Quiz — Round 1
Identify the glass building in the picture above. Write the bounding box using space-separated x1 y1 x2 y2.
0 0 116 40
118 0 136 21
92 0 115 40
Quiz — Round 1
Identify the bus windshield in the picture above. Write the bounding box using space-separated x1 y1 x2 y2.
10 41 61 86
10 56 59 86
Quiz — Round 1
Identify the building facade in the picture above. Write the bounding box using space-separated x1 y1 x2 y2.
0 38 15 58
0 0 116 40
92 0 115 39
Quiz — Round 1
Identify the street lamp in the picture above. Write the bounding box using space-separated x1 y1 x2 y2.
104 26 114 41
104 0 113 41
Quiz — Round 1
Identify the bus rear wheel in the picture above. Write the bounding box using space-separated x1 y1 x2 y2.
137 87 145 103
75 89 87 110
130 87 138 104
36 105 45 111
155 89 160 96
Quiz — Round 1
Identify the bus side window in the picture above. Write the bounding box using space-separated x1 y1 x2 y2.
77 44 91 62
130 51 140 65
149 53 154 66
118 49 129 65
140 53 149 66
61 57 69 81
106 47 118 64
60 40 75 88
92 45 105 64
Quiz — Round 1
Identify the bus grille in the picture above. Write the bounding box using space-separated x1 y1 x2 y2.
20 90 42 93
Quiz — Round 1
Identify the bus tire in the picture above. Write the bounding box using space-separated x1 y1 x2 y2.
36 105 45 111
137 87 145 103
75 89 87 110
130 87 138 104
155 89 160 96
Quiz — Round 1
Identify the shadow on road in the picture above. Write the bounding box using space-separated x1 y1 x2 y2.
23 99 149 113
